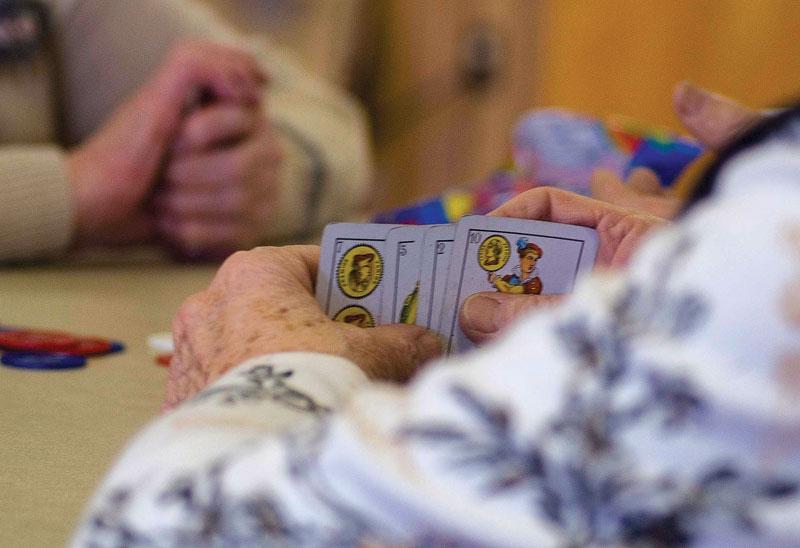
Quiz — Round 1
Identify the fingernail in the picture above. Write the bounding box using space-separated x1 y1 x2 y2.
461 294 501 335
675 81 706 116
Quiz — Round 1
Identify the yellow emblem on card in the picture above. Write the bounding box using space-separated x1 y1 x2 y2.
477 235 510 272
333 305 375 328
337 244 383 298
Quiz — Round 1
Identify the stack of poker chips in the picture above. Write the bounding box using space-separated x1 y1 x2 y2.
0 326 124 370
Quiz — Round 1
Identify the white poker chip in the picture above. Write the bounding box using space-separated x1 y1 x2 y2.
147 332 174 355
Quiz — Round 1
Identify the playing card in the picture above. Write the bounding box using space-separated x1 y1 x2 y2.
441 216 598 353
380 226 428 324
416 224 456 333
316 223 399 328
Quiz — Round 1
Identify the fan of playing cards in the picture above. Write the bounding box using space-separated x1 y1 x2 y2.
316 217 598 354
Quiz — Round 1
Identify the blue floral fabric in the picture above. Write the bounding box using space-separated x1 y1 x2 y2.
72 143 800 547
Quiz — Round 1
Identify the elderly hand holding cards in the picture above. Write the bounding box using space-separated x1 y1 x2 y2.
314 188 672 353
165 187 662 408
166 245 442 408
164 82 764 405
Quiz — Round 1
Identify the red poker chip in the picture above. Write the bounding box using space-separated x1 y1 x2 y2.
0 330 79 353
57 337 114 356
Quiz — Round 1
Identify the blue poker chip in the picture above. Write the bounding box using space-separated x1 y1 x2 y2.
108 341 125 354
1 352 87 370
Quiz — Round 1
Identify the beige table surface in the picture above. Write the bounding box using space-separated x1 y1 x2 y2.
0 258 217 547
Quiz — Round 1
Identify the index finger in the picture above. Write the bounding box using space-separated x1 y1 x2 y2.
491 186 666 268
490 186 627 228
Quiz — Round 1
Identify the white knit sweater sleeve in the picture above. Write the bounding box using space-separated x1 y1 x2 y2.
0 146 73 260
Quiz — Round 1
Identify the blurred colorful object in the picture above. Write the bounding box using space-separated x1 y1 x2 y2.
374 109 703 225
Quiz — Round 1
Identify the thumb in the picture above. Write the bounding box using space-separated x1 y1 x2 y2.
353 324 442 382
460 292 563 344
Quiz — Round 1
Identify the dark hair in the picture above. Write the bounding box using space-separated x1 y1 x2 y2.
680 102 800 215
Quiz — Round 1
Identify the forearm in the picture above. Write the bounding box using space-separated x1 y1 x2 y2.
73 259 800 545
71 352 369 546
72 315 574 546
0 146 74 261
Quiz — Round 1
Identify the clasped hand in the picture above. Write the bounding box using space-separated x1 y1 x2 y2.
67 40 282 257
165 187 666 408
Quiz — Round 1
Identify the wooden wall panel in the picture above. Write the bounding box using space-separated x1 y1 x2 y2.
367 0 542 207
535 0 800 131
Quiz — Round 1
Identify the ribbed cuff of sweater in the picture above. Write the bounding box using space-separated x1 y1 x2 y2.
0 146 74 261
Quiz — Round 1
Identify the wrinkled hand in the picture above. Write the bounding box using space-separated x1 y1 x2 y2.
166 245 441 409
156 101 282 259
591 82 763 219
459 187 665 344
66 40 265 247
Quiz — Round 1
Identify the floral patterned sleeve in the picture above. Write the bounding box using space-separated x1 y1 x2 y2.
72 144 800 547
